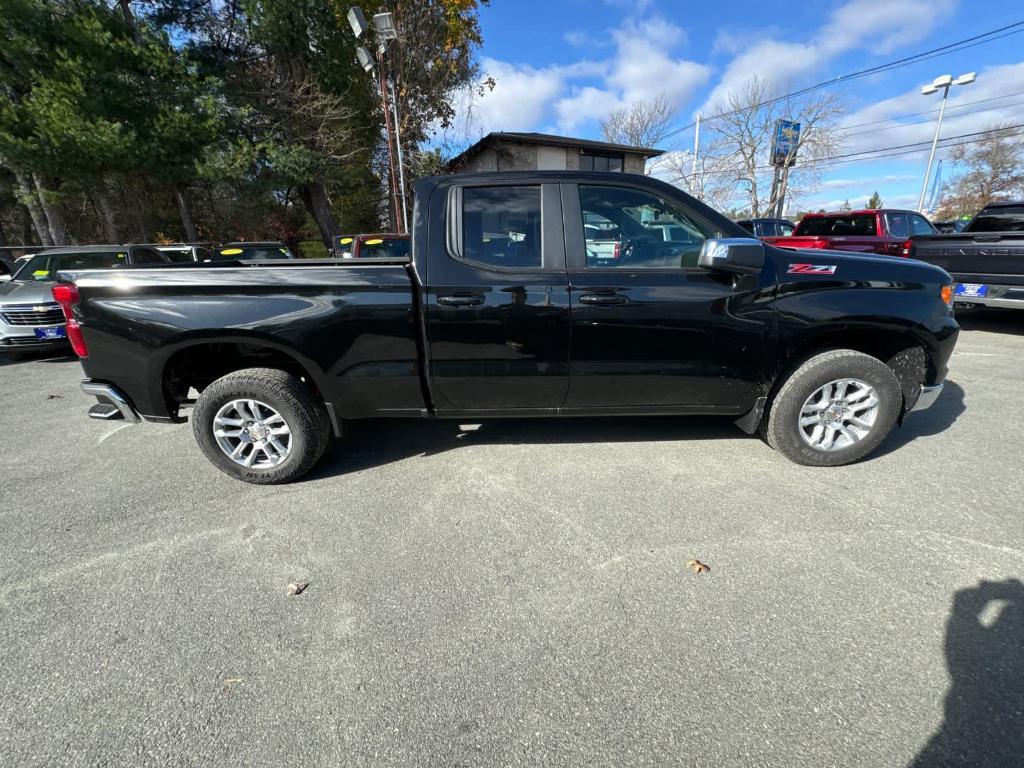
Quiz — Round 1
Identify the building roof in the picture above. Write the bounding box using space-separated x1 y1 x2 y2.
445 131 665 171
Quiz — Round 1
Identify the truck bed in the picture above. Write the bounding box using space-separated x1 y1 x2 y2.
910 233 1024 307
65 260 425 423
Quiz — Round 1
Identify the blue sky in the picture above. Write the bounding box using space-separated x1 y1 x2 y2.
445 0 1024 212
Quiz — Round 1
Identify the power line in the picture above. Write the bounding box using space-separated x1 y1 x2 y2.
662 20 1024 141
680 124 1024 179
836 98 1024 137
831 91 1024 133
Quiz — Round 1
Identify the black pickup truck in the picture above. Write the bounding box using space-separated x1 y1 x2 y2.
909 200 1024 309
55 172 958 483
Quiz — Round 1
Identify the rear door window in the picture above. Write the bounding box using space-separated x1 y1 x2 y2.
461 186 542 269
886 213 910 239
966 205 1024 232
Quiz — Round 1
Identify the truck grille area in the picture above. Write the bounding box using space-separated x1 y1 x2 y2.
1 303 64 326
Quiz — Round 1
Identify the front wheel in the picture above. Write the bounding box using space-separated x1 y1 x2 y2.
764 350 902 467
192 367 331 484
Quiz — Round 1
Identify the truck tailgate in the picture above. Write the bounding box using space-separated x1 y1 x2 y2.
911 234 1024 279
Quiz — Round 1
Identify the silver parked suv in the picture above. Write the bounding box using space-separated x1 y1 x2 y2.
0 245 168 355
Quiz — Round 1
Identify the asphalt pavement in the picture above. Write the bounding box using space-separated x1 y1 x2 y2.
1 310 1022 767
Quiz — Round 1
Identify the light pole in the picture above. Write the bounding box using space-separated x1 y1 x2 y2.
917 72 975 212
348 7 407 233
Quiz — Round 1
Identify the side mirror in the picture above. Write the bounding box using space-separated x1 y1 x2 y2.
698 237 765 275
0 274 10 283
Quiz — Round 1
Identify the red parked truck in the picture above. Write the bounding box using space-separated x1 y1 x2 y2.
763 209 936 257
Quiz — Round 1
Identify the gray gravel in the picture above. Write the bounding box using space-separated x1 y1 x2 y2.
1 310 1022 767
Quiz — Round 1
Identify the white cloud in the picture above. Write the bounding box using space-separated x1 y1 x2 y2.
699 0 956 113
820 174 917 189
460 15 711 140
836 60 1024 162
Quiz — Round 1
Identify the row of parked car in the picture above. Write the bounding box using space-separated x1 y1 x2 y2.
736 201 1024 311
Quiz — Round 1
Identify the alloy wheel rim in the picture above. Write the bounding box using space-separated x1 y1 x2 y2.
213 399 292 468
798 378 879 452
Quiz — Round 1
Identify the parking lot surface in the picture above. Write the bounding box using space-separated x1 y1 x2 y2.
1 311 1022 768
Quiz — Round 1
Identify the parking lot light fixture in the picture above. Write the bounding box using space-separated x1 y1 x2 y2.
372 12 398 41
918 72 975 212
347 7 369 38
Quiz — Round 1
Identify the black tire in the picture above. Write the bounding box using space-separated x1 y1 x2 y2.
192 367 331 484
764 349 902 467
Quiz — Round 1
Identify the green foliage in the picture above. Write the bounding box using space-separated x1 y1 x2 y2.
866 190 882 209
0 0 487 245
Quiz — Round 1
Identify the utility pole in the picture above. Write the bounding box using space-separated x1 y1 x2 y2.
918 72 975 212
690 113 701 180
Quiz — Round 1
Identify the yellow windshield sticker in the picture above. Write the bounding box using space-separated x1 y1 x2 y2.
221 248 243 255
117 253 126 258
33 270 50 277
279 248 288 255
365 238 383 245
339 237 353 245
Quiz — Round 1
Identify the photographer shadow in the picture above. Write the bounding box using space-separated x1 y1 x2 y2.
908 578 1024 767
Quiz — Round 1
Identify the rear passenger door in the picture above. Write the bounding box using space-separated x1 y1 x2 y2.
423 182 571 413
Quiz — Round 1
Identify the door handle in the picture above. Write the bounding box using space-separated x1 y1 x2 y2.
437 294 484 307
579 293 627 306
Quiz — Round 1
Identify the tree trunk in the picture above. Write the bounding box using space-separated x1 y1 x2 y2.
20 204 34 245
94 180 121 243
0 217 7 247
13 171 53 246
121 181 149 242
33 173 69 245
175 185 199 242
298 179 338 249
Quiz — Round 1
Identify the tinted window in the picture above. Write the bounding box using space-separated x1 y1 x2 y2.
736 220 754 234
579 185 712 269
215 245 293 261
759 221 779 237
886 212 909 239
13 250 127 281
161 248 195 263
132 247 167 265
910 215 935 236
795 214 877 236
358 237 410 259
462 186 542 268
778 221 795 236
580 150 624 172
966 205 1024 232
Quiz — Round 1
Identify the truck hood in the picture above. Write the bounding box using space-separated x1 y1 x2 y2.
0 279 57 305
772 245 952 282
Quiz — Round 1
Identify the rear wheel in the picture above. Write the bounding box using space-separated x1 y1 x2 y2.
192 367 331 484
764 350 902 467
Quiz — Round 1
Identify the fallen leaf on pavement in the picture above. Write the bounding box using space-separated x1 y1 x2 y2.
47 394 63 400
686 559 710 575
222 677 244 691
287 581 310 596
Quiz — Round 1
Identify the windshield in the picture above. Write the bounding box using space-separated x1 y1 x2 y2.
795 214 877 237
13 250 127 281
966 206 1024 233
213 245 293 261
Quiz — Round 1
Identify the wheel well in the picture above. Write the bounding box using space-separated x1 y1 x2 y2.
770 330 929 412
163 342 321 417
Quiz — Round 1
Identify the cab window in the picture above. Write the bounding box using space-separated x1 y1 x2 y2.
578 185 712 268
461 186 542 269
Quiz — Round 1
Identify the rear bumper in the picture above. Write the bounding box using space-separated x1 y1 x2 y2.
952 281 1024 309
911 381 944 412
81 380 140 423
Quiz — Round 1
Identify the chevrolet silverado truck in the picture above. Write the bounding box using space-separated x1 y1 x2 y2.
908 200 1024 309
55 172 959 484
764 209 936 256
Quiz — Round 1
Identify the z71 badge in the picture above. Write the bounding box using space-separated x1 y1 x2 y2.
787 263 837 275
